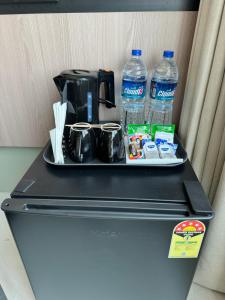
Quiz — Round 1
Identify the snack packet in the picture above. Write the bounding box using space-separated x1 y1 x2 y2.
128 124 150 136
128 136 144 159
128 124 151 159
151 124 175 143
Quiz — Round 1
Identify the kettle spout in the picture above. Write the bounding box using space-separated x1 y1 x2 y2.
53 75 66 95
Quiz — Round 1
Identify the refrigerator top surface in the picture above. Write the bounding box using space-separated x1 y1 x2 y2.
6 149 214 218
11 150 197 204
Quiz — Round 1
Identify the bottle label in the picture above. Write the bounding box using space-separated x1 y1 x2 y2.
122 80 146 99
150 80 177 101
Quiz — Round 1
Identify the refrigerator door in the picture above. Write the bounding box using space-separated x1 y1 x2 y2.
2 198 211 300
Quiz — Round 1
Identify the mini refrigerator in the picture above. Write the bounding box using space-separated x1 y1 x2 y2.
2 151 213 300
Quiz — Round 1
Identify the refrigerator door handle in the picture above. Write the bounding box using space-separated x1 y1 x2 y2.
183 181 213 216
2 198 190 220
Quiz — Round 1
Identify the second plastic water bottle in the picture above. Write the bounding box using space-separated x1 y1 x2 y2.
121 49 148 132
148 50 178 125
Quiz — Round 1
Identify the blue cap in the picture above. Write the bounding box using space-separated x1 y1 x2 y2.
132 49 142 56
163 50 174 58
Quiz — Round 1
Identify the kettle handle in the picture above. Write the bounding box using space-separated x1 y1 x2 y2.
98 70 115 108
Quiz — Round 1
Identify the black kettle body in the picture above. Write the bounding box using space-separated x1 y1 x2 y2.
53 69 115 125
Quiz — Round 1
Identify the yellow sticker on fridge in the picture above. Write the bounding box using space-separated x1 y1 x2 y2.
168 220 205 258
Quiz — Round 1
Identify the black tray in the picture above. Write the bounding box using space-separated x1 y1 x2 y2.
43 135 188 167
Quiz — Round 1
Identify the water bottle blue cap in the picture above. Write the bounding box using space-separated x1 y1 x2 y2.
132 49 142 56
163 50 174 58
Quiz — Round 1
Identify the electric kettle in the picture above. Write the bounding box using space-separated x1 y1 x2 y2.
53 69 115 125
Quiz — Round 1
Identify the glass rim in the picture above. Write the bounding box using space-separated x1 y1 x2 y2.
101 123 121 132
70 122 91 132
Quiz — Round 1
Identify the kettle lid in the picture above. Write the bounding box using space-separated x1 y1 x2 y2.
58 69 98 80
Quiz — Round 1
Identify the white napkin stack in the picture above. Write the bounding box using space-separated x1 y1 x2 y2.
50 102 67 164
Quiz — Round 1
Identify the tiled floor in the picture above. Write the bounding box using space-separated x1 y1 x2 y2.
0 286 7 300
188 283 225 300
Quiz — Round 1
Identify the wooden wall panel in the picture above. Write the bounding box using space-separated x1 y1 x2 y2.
0 12 197 147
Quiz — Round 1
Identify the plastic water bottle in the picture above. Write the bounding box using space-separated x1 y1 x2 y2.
147 50 178 125
121 49 148 132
